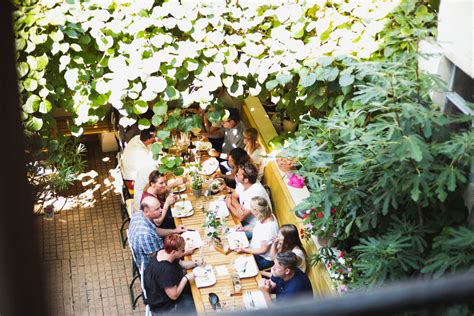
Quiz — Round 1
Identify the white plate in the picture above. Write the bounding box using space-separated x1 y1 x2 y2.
171 200 194 217
193 265 216 288
171 184 186 193
181 230 203 249
208 200 229 218
194 141 212 151
199 158 219 175
244 291 267 310
234 256 258 278
227 231 249 250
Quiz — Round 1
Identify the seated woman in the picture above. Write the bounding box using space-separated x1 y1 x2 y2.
215 147 251 189
243 127 266 181
141 170 186 229
262 224 307 278
144 234 203 315
235 196 279 270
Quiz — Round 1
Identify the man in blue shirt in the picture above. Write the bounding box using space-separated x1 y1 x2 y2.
258 251 312 305
128 196 187 268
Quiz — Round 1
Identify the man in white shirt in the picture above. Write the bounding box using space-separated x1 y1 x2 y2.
121 127 156 182
226 162 271 234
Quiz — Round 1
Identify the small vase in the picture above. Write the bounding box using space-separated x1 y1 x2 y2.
192 188 202 197
44 205 55 219
317 235 330 248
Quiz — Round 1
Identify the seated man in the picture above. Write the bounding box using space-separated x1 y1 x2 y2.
128 196 187 268
206 108 245 156
121 126 157 187
258 251 312 305
225 162 271 236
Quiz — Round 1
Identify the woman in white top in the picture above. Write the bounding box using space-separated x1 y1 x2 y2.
243 128 266 180
235 196 279 270
264 224 308 276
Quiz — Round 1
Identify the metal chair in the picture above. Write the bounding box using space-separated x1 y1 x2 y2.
126 229 143 310
119 198 135 248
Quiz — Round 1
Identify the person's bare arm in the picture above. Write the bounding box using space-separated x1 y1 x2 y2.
164 272 194 300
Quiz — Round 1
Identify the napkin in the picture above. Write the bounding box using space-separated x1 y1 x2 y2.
244 291 267 310
214 265 229 276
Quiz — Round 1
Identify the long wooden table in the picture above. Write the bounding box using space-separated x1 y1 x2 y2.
173 169 263 314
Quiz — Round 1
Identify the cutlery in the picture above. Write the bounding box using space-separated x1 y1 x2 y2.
242 260 248 273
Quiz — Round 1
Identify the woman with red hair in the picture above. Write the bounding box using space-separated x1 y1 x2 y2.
144 234 204 314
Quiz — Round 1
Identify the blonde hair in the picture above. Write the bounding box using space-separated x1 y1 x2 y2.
243 128 262 155
250 196 272 221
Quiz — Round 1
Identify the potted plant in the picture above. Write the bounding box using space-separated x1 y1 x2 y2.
189 171 203 197
158 155 184 178
203 210 222 244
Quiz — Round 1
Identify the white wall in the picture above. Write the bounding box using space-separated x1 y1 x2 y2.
437 0 474 78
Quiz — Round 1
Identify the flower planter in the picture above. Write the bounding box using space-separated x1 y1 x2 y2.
43 205 55 219
282 118 297 132
192 188 202 198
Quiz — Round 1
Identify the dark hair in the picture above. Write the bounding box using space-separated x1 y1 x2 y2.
239 162 258 184
226 108 240 122
140 126 156 142
148 170 165 186
164 234 185 254
229 147 250 171
279 224 307 267
276 251 297 271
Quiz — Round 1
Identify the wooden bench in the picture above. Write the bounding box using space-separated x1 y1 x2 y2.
242 96 336 297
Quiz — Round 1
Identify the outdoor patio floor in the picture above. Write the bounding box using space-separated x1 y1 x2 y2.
35 139 145 315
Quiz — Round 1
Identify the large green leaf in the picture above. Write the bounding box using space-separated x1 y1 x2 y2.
153 102 168 116
24 78 38 91
134 100 148 114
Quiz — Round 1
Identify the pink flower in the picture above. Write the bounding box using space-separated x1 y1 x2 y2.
305 223 313 230
331 208 336 214
332 232 337 238
339 250 345 258
302 214 308 219
338 284 348 293
317 212 323 218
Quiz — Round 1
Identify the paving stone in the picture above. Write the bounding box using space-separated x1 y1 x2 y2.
36 140 144 315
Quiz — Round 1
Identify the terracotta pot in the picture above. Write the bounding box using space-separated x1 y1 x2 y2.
317 235 330 247
276 157 297 173
282 118 297 132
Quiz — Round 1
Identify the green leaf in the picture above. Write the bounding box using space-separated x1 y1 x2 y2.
410 176 421 201
152 114 163 126
300 73 317 88
64 29 79 39
134 100 148 114
23 94 41 113
165 116 179 129
156 130 170 140
18 62 29 78
447 168 456 192
164 86 179 101
138 118 150 129
318 56 334 67
162 137 173 148
276 73 292 85
38 99 52 114
24 78 38 91
151 142 162 156
323 67 339 82
153 102 168 116
404 135 423 162
265 80 279 90
339 74 354 87
27 116 43 131
78 35 91 44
